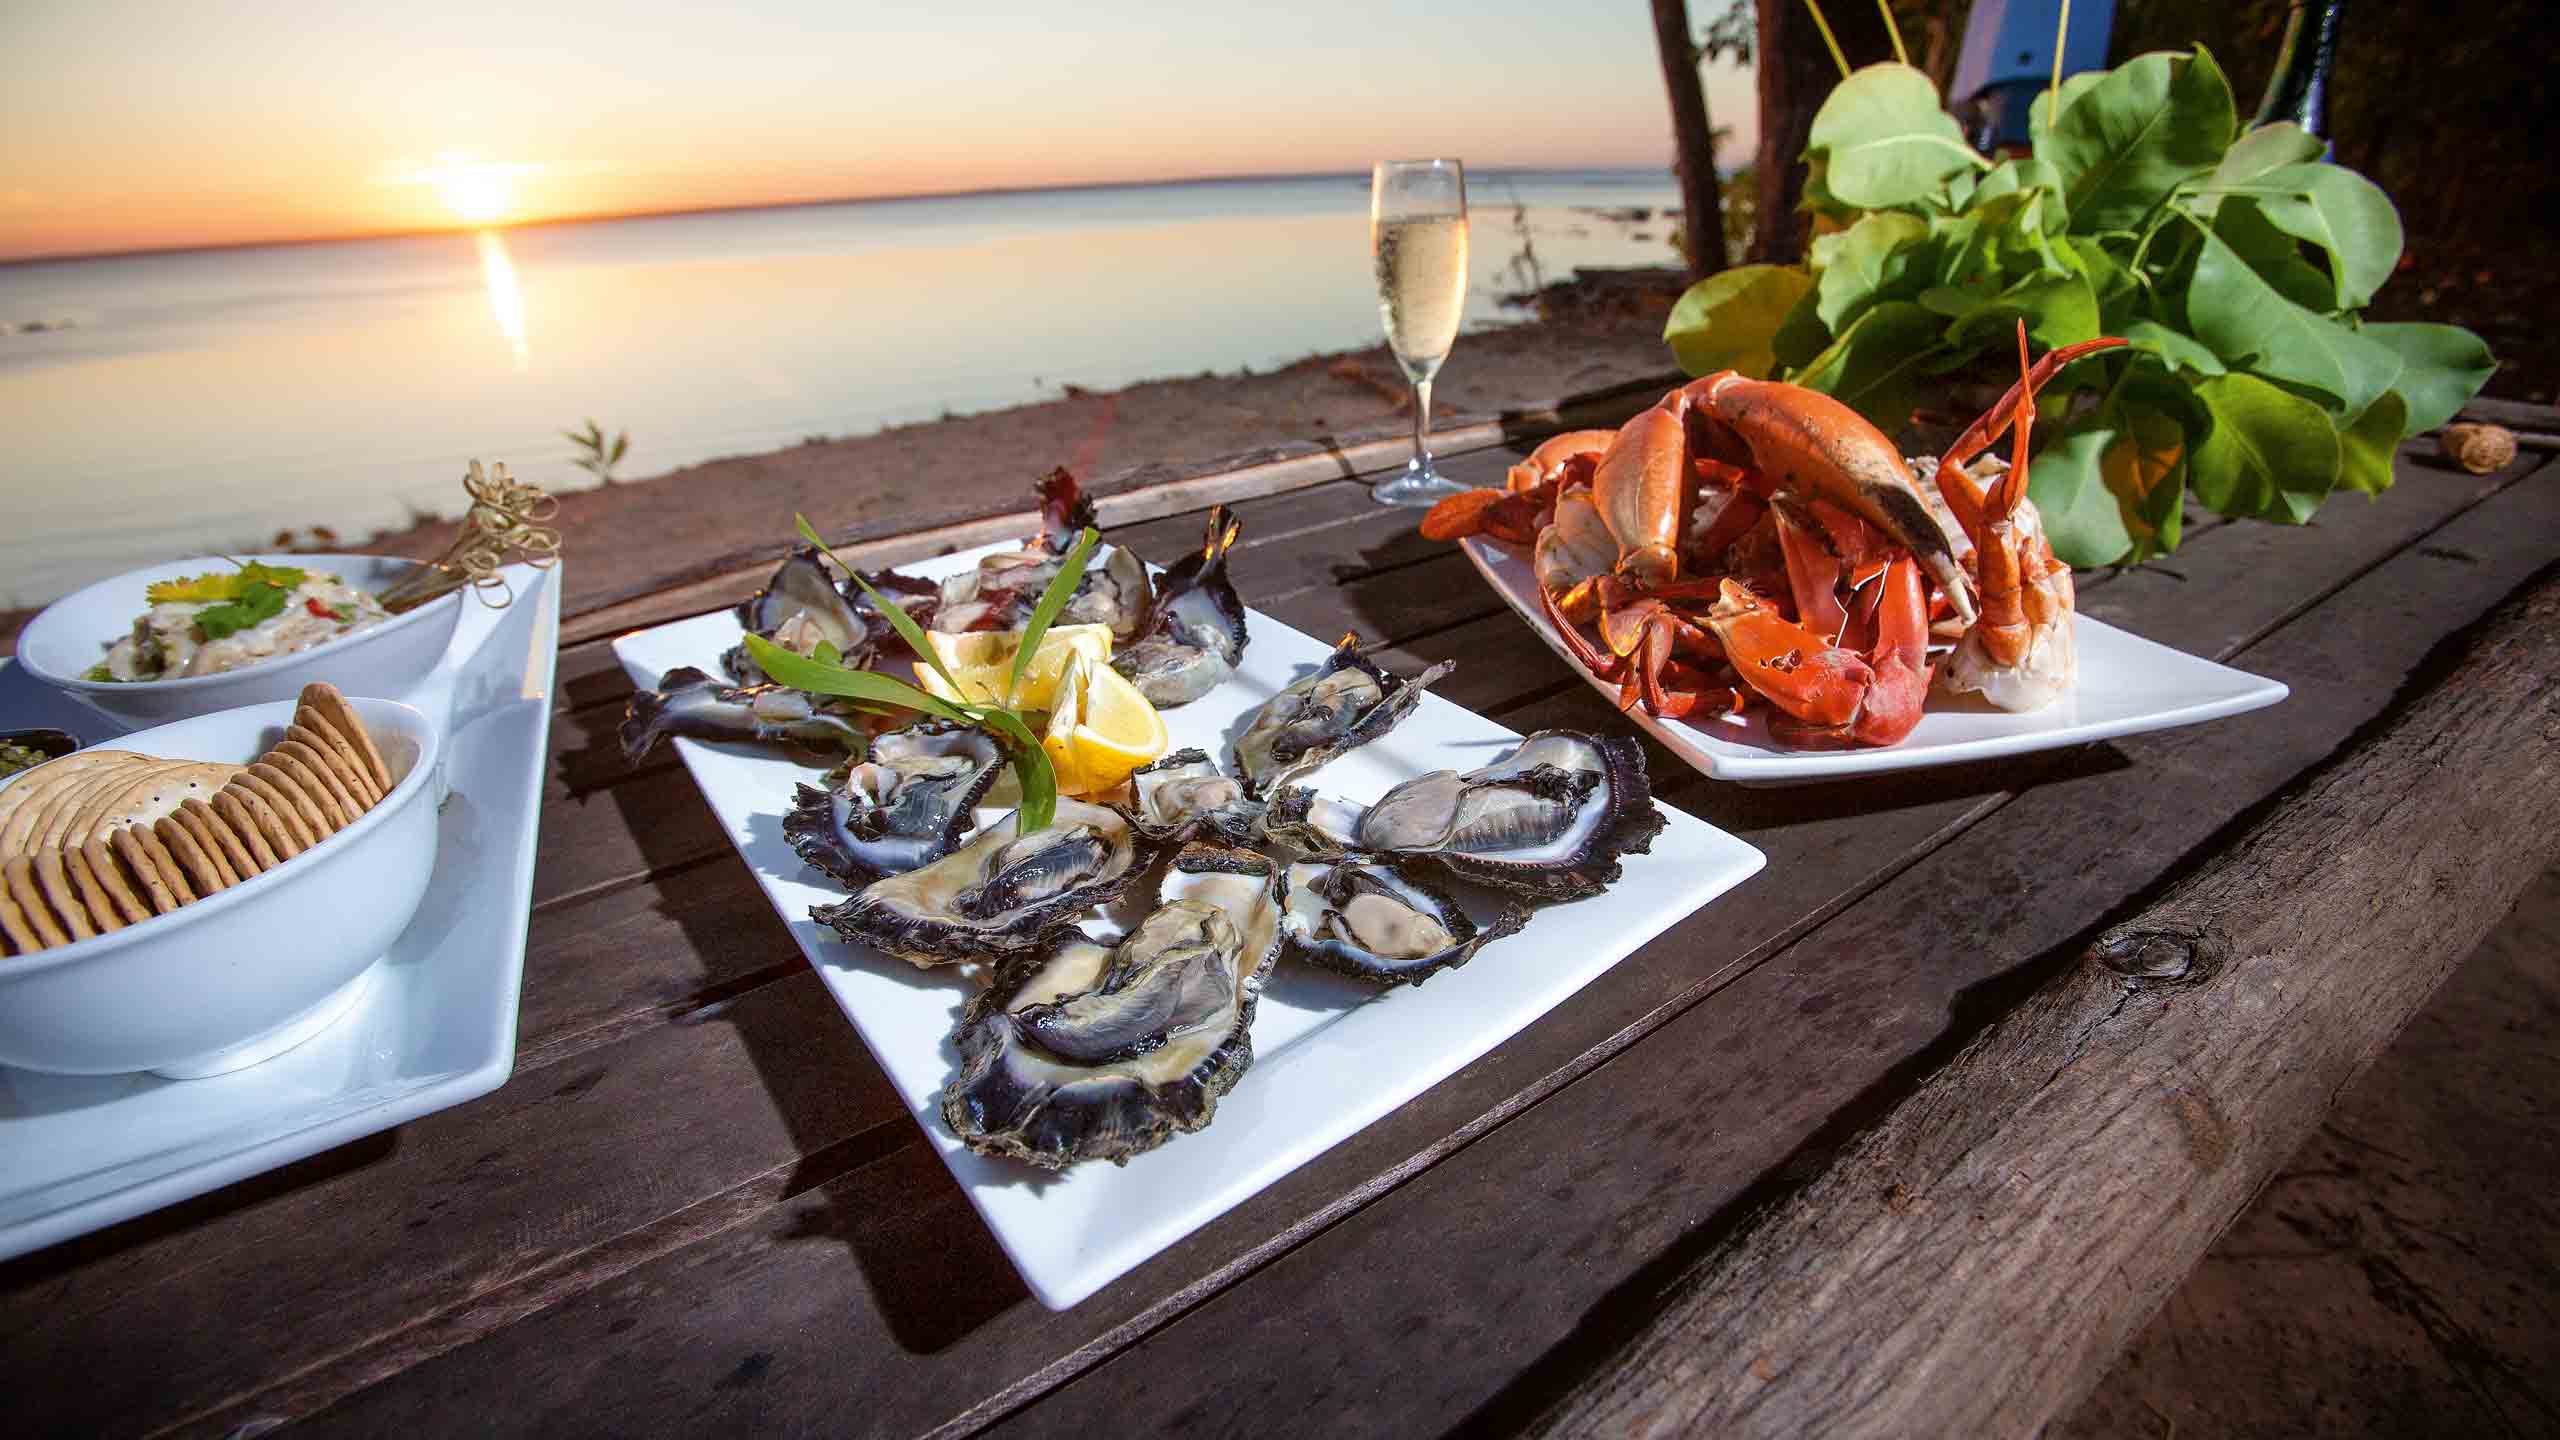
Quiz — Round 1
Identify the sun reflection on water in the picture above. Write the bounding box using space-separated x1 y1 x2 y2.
475 229 528 370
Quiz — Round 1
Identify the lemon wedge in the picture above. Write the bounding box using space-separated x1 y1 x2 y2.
1042 654 1168 796
917 623 1114 709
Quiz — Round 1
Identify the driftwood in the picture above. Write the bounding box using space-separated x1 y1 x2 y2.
1528 568 2560 1439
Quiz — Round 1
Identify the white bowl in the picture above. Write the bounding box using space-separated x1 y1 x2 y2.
0 696 441 1077
16 554 464 730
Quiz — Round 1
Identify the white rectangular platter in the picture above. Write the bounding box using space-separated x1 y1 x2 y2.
615 540 1764 1309
0 563 558 1260
1461 535 2289 785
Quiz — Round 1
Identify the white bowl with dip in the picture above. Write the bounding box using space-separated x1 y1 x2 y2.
0 695 440 1077
16 554 464 730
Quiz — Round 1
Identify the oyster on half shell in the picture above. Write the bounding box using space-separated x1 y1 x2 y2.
1112 507 1249 707
1263 730 1664 901
1107 748 1265 846
1229 635 1452 799
1280 856 1527 986
619 666 866 764
782 720 1007 885
941 844 1283 1169
810 799 1148 966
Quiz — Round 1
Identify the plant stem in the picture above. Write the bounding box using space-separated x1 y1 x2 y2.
2048 0 2073 131
1800 0 1851 80
1872 0 1907 65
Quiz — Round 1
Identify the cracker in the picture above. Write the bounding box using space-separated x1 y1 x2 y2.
1 755 151 857
232 770 319 850
82 838 153 926
254 758 343 836
112 826 190 913
57 845 129 933
272 741 362 825
0 886 39 955
5 858 71 948
154 816 230 896
68 762 238 849
32 849 103 939
211 789 290 866
0 750 147 847
300 684 390 792
287 722 381 807
179 798 262 880
35 760 191 857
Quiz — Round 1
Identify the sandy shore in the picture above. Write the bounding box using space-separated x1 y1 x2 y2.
0 273 1686 653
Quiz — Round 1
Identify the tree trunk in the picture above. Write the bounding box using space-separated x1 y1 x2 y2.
1525 567 2560 1438
1650 0 1727 279
1750 0 1893 262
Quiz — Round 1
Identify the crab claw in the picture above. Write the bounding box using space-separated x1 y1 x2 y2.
1705 558 1933 749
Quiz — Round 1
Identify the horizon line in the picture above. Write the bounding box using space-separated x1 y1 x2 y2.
0 161 1680 268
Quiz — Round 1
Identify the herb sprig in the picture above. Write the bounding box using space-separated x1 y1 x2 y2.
147 561 310 641
758 513 1104 832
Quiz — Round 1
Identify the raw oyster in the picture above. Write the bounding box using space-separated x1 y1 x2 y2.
619 666 866 764
781 720 1007 884
940 845 1282 1168
1108 748 1264 846
930 470 1152 639
810 799 1147 966
1112 507 1248 707
1263 730 1664 901
1280 856 1527 986
1229 635 1452 799
722 548 940 682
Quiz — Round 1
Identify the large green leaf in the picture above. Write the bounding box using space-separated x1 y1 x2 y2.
2336 390 2408 496
2190 122 2325 210
2212 198 2338 312
2025 418 2135 566
1664 265 1815 378
2362 322 2498 435
2202 163 2403 308
2027 71 2107 152
1814 212 1932 332
1971 158 2071 233
2188 372 2343 523
1807 63 1986 210
2186 222 2401 414
2064 237 2141 329
1770 285 1833 374
1945 271 2100 350
2119 319 2226 377
1790 301 1948 435
2111 363 2213 557
2039 49 2237 234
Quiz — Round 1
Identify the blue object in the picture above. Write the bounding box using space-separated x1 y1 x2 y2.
1950 0 2118 150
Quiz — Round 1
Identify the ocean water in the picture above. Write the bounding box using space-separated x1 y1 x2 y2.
0 170 1682 607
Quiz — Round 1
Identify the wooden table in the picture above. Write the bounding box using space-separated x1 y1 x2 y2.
4 408 2555 1438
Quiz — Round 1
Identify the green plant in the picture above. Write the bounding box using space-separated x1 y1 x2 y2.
564 418 630 483
1661 50 2497 566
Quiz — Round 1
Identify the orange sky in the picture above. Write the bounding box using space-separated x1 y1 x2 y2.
0 1 1755 261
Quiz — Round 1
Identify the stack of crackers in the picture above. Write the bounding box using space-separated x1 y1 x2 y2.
0 684 393 955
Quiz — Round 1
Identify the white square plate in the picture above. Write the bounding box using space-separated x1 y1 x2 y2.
1460 536 2288 785
0 563 558 1260
614 541 1764 1309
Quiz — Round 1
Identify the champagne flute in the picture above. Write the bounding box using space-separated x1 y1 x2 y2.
1369 158 1471 507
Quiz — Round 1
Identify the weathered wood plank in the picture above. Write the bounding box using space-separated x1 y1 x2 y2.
1526 572 2560 1440
265 462 2530 1439
985 461 2559 1439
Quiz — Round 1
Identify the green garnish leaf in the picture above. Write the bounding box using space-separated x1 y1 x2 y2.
191 563 306 640
811 638 842 666
1008 526 1099 705
964 704 1058 832
795 512 969 698
743 634 974 726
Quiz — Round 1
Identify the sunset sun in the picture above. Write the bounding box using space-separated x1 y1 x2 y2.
406 151 541 226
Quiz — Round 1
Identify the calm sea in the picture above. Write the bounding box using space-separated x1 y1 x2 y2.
0 170 1682 607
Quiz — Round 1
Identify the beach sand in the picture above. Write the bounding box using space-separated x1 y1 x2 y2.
0 272 1685 652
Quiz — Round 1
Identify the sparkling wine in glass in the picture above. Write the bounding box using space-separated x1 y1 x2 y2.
1370 158 1471 507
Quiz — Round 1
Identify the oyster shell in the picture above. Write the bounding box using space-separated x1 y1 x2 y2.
1112 507 1249 707
928 471 1153 640
619 666 866 764
810 799 1147 966
722 548 940 681
1108 748 1265 846
1263 730 1664 901
1229 635 1452 799
781 720 1007 884
1280 856 1527 986
940 844 1282 1169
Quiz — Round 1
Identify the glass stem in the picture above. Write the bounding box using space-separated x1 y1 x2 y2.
1409 377 1435 475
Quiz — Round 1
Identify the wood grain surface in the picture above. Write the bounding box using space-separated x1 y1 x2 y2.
0 422 2549 1440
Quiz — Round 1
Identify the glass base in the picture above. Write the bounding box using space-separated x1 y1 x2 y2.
1371 460 1472 508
